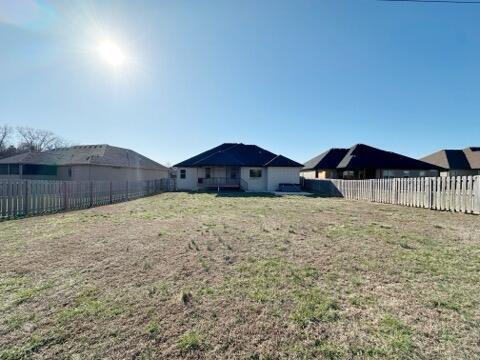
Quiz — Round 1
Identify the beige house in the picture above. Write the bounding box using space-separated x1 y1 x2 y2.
174 143 303 192
421 147 480 177
0 145 169 181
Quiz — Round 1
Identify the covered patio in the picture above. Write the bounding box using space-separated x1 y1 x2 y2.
196 166 247 190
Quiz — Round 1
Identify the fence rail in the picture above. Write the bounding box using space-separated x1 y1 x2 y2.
303 176 480 215
0 178 175 220
198 177 241 186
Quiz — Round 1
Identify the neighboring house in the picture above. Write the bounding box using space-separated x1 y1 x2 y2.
302 144 442 180
168 167 177 179
174 143 303 192
302 148 350 179
0 145 169 181
421 147 480 177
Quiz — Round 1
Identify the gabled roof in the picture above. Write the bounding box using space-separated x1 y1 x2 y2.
303 144 443 171
421 147 480 170
264 154 303 167
303 148 349 171
0 145 168 171
174 143 302 168
465 147 480 169
337 144 442 170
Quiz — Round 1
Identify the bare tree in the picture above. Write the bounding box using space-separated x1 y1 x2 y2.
0 125 12 152
16 127 69 152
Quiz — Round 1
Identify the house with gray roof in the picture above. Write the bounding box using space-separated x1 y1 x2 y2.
421 147 480 176
174 143 303 192
302 144 442 180
0 145 169 181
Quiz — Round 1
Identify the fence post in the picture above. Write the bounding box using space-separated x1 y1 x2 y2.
474 176 480 215
6 180 10 218
89 181 94 207
63 181 68 210
109 181 113 204
23 180 29 216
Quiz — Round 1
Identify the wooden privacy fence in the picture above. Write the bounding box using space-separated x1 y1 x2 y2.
0 178 176 219
303 176 480 215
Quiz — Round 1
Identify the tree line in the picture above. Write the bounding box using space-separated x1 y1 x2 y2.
0 125 70 159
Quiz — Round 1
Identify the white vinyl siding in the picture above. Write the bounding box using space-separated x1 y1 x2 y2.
176 168 198 190
267 167 301 192
241 167 267 192
175 166 301 192
300 170 316 179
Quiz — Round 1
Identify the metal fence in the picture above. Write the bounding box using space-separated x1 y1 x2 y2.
0 178 176 219
303 176 480 215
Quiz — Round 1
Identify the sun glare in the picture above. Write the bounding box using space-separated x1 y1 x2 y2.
97 39 126 67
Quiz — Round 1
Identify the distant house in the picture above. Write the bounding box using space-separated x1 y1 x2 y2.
302 144 442 180
0 145 169 181
174 143 303 192
421 147 480 177
302 148 350 180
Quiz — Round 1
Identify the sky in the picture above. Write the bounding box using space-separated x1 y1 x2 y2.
1 0 479 165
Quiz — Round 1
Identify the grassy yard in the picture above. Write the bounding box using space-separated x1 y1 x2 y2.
0 192 479 359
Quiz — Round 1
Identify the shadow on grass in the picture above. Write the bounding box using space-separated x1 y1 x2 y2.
180 190 344 198
180 190 342 198
216 192 280 198
304 193 343 198
179 190 279 198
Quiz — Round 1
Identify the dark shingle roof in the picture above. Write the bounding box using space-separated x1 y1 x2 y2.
264 155 303 167
421 147 480 170
303 144 443 171
174 143 302 168
337 144 442 170
465 147 480 169
303 148 349 170
0 145 168 171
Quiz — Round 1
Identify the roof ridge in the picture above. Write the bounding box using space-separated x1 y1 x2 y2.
263 154 281 166
191 143 241 165
338 144 443 170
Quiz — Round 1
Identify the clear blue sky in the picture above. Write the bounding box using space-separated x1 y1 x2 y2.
1 0 479 165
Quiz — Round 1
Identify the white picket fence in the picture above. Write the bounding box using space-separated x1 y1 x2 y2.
0 178 176 219
303 176 480 215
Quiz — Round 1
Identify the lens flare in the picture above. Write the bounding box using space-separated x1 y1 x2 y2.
97 39 126 67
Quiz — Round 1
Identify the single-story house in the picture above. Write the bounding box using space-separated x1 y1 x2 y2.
0 144 169 181
302 148 350 180
174 143 303 192
421 147 480 177
302 144 442 180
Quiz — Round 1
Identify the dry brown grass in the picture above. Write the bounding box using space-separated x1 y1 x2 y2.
0 192 479 359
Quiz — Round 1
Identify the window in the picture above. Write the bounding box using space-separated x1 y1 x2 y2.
23 164 57 176
180 169 186 179
249 169 262 178
230 168 237 179
9 164 19 175
205 168 211 179
0 164 8 175
382 170 395 179
342 171 355 180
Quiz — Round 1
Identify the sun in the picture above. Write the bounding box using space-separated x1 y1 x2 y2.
97 39 126 67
